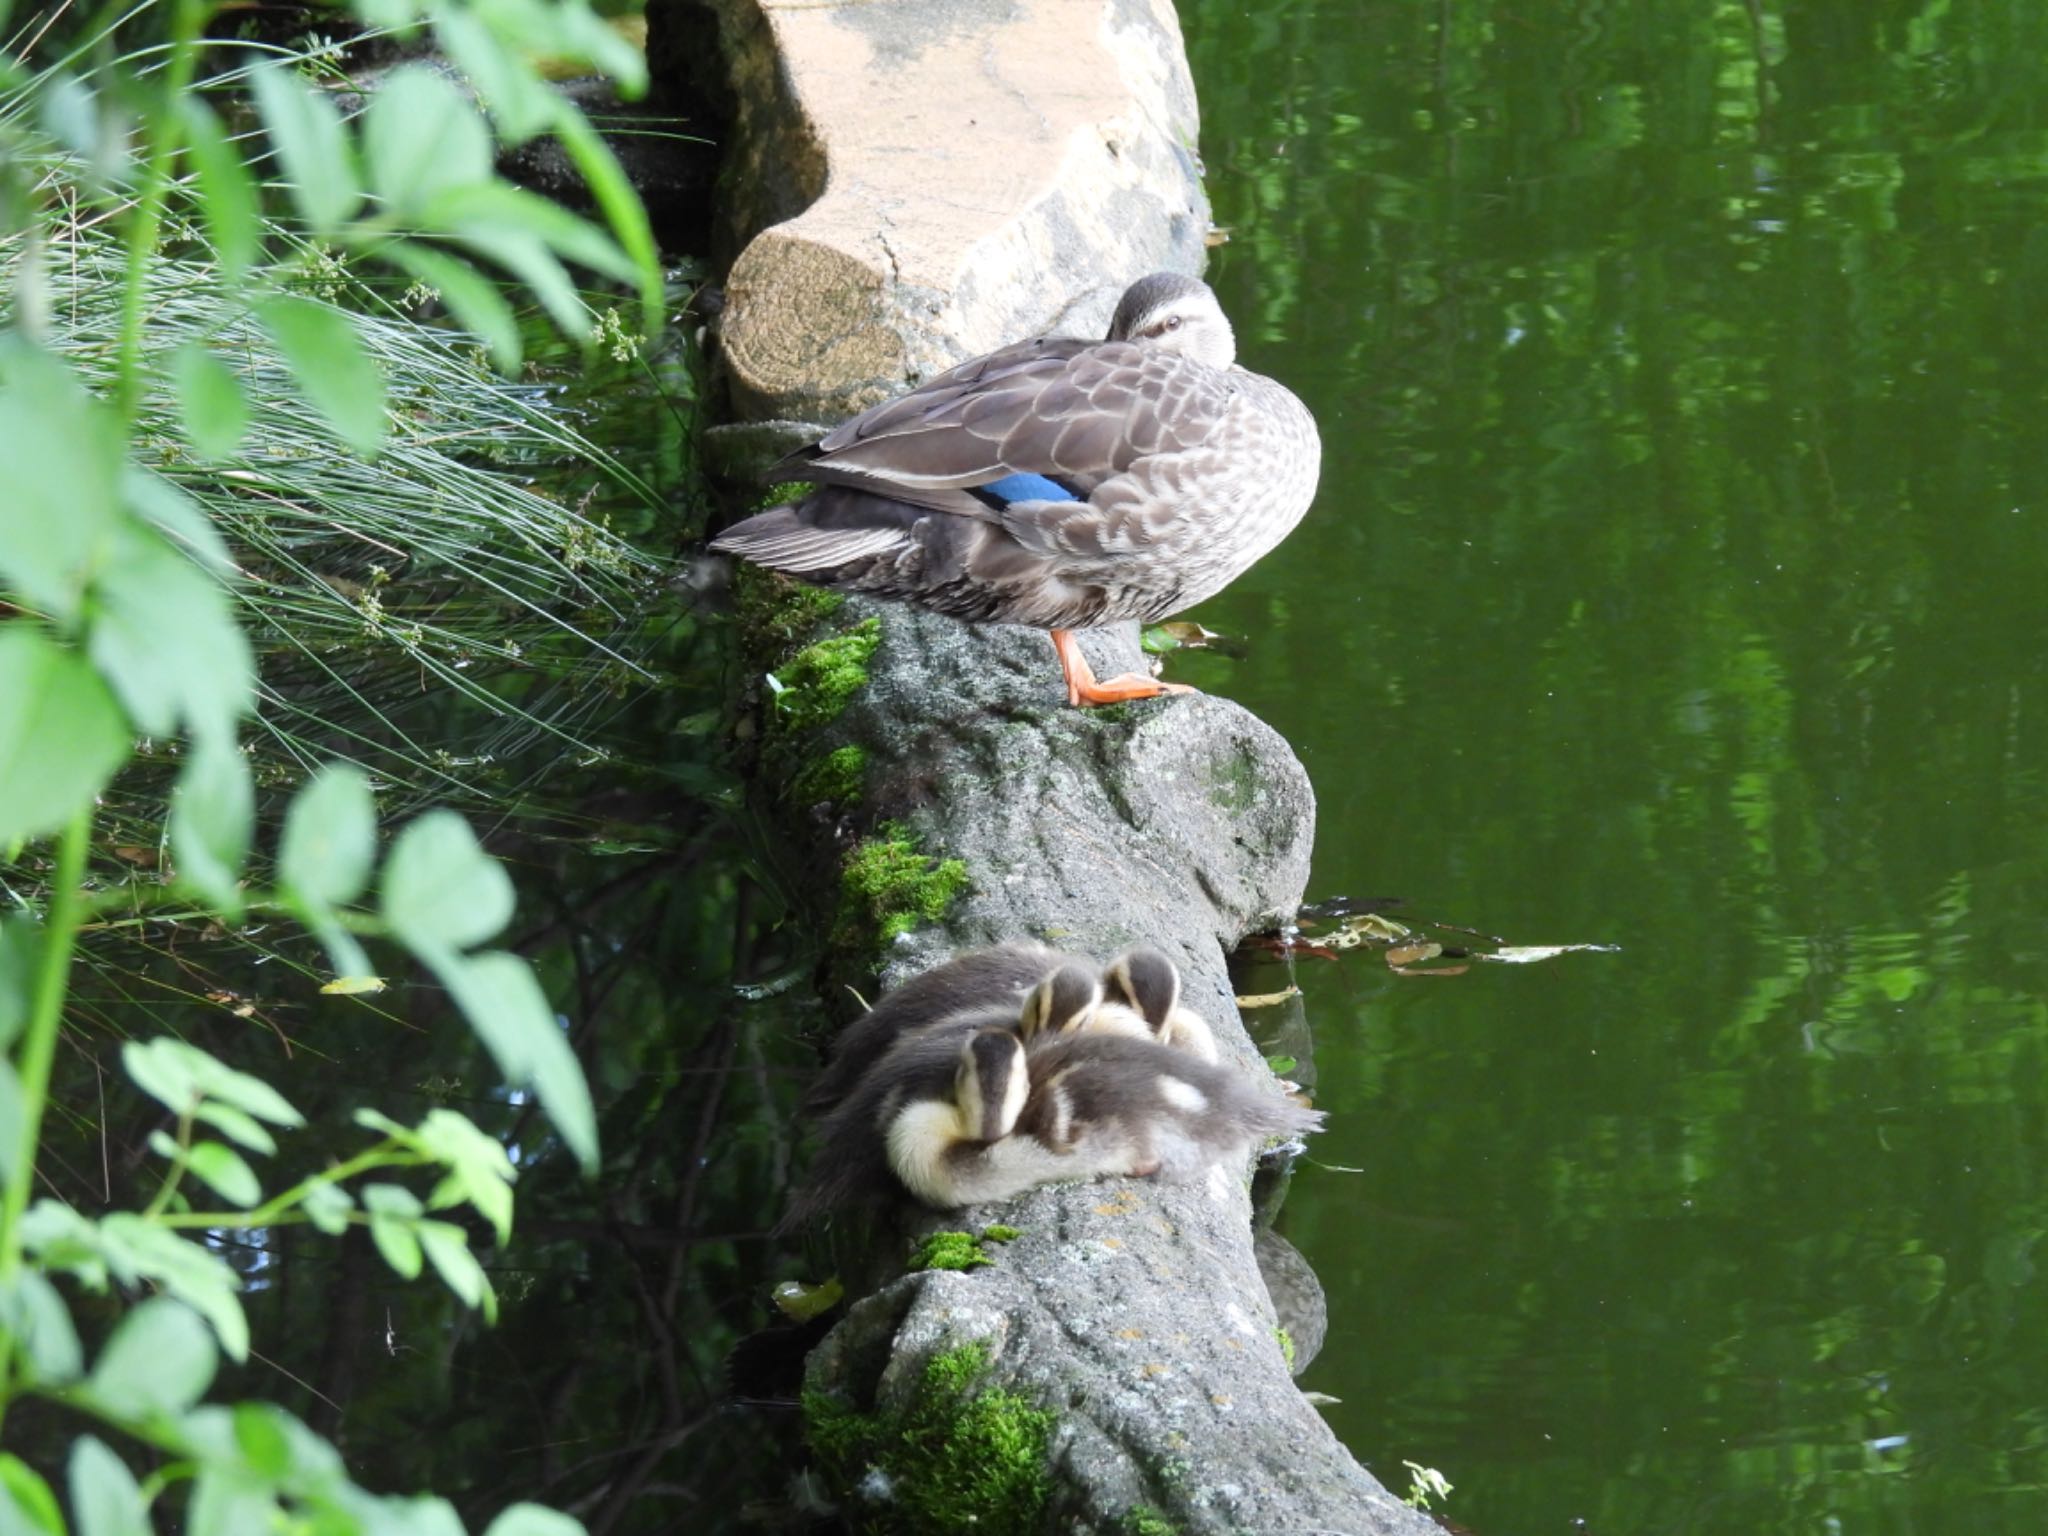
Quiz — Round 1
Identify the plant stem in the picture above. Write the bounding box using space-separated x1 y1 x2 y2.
157 1142 410 1230
111 0 210 422
0 808 91 1430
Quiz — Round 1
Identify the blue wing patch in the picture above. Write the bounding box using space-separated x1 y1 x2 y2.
974 472 1083 508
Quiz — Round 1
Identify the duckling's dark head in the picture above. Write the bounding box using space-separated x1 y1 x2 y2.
1018 962 1103 1040
1103 946 1182 1029
1108 272 1236 370
958 1028 1028 1141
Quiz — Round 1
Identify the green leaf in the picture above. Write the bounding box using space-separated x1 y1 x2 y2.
89 522 254 746
88 1297 217 1416
169 343 249 461
192 1101 277 1157
178 97 259 280
384 241 521 372
365 66 493 217
302 1181 353 1236
416 1108 514 1243
279 765 378 908
425 948 596 1174
185 1140 263 1208
483 1505 586 1536
121 466 233 574
0 1454 63 1536
457 229 587 338
381 810 514 949
430 7 554 142
0 628 131 843
122 1039 303 1128
232 1403 294 1481
547 107 662 328
0 1271 83 1384
0 338 122 623
258 297 387 456
169 740 255 906
68 1439 146 1536
416 1219 495 1319
186 1472 275 1536
19 1201 110 1289
94 1216 248 1362
363 1183 423 1279
431 181 638 285
250 64 362 231
0 919 37 1050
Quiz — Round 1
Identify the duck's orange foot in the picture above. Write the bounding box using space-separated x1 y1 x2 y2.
1051 629 1200 709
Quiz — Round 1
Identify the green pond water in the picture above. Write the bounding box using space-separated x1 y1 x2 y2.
1179 3 2048 1531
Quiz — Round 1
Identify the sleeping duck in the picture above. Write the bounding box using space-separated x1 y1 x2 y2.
711 273 1321 707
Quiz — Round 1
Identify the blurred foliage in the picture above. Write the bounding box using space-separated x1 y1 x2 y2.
0 0 819 1528
1186 1 2048 1532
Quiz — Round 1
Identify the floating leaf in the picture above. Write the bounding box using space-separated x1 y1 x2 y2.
771 1277 843 1323
1389 963 1470 978
1384 941 1442 968
320 975 387 996
1235 986 1300 1009
1473 944 1621 964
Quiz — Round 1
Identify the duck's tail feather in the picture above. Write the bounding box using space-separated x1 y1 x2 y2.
710 495 915 575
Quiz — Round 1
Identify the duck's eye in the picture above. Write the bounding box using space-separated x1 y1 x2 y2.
1164 315 1184 331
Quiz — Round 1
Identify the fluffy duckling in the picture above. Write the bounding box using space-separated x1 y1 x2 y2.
1100 947 1221 1063
1012 1032 1318 1181
881 1026 1322 1210
1012 960 1153 1043
803 941 1069 1115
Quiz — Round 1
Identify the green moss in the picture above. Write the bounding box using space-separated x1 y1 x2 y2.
1274 1326 1296 1370
731 560 847 659
1122 1507 1179 1536
980 1224 1022 1244
770 617 881 733
909 1232 992 1272
804 1343 1053 1536
792 743 867 807
836 821 969 947
1206 748 1260 813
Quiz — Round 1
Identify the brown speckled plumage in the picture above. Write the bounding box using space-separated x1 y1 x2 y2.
711 273 1320 636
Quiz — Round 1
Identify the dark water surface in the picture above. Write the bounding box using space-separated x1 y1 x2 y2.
1181 4 2048 1531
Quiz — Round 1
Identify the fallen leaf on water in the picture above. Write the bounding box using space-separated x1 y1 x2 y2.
1476 944 1622 964
321 975 388 996
1389 963 1471 978
1236 986 1301 1009
1302 1391 1344 1407
1384 941 1441 968
772 1277 843 1322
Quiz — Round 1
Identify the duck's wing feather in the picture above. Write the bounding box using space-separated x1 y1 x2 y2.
780 339 1239 499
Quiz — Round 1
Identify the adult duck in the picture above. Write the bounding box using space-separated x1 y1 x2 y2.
711 272 1320 706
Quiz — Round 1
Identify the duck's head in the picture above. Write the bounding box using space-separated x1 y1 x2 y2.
1108 272 1237 370
956 1028 1029 1141
1103 946 1181 1028
1017 962 1103 1040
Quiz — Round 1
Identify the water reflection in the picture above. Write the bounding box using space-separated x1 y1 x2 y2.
1187 1 2048 1529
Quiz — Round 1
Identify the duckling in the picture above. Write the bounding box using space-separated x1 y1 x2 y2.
1012 960 1150 1043
803 941 1070 1115
1100 946 1221 1063
1013 1032 1318 1182
881 1028 1323 1210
